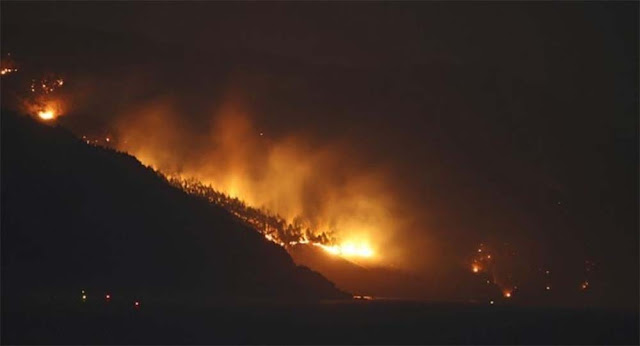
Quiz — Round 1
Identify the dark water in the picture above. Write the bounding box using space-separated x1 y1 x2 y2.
3 299 638 344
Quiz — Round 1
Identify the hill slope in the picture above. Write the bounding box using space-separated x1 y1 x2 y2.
1 110 349 307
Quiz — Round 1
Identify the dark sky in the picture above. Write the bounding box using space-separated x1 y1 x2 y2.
2 1 638 307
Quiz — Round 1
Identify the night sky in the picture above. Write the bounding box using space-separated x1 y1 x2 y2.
2 2 638 307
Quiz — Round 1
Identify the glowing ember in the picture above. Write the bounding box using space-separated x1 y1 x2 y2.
353 295 373 300
503 291 512 298
472 264 480 273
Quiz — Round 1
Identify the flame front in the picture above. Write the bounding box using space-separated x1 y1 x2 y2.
313 242 374 258
169 176 377 261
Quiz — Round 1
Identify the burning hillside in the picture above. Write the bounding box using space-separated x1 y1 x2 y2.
1 55 387 262
104 99 399 266
169 176 376 261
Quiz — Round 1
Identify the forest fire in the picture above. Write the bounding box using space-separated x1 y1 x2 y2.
105 105 398 265
167 176 377 260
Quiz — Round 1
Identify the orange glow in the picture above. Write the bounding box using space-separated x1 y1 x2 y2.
503 291 512 298
25 99 64 122
38 109 56 120
472 264 480 273
313 242 374 259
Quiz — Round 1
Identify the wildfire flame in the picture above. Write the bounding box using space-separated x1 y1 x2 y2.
28 100 64 122
313 242 374 258
37 108 56 120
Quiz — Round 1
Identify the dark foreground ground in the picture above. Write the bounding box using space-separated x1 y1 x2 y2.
3 299 638 345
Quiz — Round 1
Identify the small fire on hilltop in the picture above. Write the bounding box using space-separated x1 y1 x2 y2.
28 99 64 122
37 109 55 120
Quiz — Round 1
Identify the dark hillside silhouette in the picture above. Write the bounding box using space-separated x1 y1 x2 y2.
1 110 349 309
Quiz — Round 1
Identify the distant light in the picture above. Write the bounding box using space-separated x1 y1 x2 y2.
134 301 140 308
546 286 551 290
105 294 111 299
477 248 482 253
105 137 110 142
545 270 550 275
490 300 494 305
504 291 512 298
472 264 480 273
82 294 87 300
